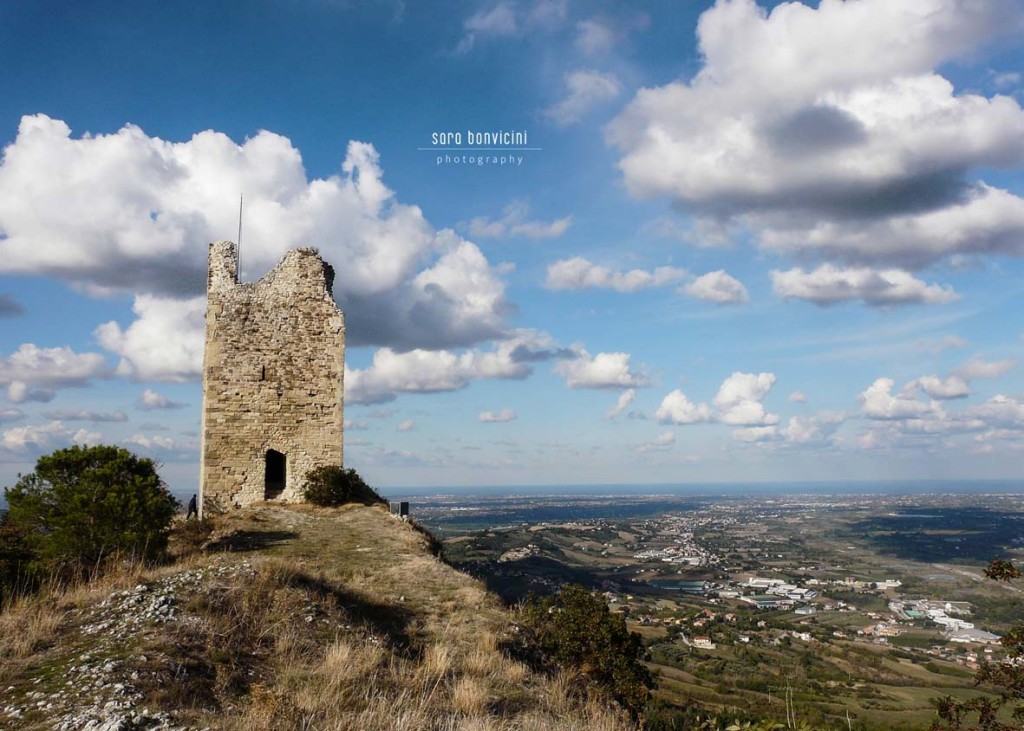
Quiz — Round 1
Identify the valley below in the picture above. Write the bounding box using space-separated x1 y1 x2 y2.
413 489 1024 730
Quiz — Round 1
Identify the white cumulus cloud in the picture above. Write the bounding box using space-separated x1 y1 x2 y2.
546 257 686 292
915 375 971 400
732 412 844 446
732 426 779 443
554 349 649 389
683 270 749 304
0 343 110 403
909 357 1014 400
124 433 178 450
654 389 712 425
713 372 779 426
1 420 71 455
607 0 1024 269
965 394 1024 428
780 413 845 445
758 185 1024 269
96 295 206 382
0 116 513 352
72 428 102 446
7 383 55 404
344 332 555 405
770 265 958 306
137 389 185 411
859 378 939 420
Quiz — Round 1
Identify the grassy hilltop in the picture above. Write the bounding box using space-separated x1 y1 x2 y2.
0 503 631 730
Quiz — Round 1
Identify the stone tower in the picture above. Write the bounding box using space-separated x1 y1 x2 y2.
199 241 345 513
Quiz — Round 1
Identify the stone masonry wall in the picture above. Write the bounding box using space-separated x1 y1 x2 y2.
199 241 345 512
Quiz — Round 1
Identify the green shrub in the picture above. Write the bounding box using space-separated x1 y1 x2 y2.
302 465 382 507
0 513 36 603
519 584 654 717
3 445 177 577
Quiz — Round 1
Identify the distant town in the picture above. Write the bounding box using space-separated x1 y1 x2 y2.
412 490 1023 728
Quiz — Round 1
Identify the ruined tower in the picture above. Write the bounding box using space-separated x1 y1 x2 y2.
199 241 345 512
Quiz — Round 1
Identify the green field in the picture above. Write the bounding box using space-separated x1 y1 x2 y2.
436 492 1023 730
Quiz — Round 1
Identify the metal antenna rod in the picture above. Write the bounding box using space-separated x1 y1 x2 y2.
236 194 243 283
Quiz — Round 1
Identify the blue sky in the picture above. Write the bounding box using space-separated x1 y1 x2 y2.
3 0 1024 495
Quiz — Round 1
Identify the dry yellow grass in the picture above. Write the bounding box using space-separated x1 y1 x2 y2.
0 503 635 731
0 548 176 664
420 641 457 680
464 647 503 676
0 598 63 659
451 675 492 714
318 638 388 686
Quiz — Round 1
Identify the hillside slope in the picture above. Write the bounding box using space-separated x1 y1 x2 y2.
0 503 632 730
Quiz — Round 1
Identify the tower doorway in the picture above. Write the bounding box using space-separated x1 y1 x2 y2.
265 449 286 499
